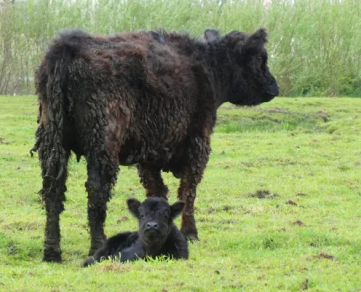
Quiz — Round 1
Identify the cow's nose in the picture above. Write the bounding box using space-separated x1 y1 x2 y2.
266 82 279 96
146 222 158 230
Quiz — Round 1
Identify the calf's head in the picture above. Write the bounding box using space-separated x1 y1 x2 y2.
205 28 279 106
127 197 185 246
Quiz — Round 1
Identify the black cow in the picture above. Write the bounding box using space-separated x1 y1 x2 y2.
83 197 188 266
31 27 278 262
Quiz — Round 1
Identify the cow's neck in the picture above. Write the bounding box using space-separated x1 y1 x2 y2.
143 243 162 256
140 227 176 256
205 43 233 109
140 237 166 256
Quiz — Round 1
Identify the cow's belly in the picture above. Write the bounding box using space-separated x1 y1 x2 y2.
118 136 187 170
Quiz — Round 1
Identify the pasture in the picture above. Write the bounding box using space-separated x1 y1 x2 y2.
0 96 361 291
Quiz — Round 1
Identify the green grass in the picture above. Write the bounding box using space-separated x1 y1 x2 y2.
1 96 361 291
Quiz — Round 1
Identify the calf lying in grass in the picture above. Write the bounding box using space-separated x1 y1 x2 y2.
83 197 189 266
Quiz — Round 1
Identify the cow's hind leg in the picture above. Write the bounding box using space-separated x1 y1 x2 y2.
137 163 168 199
82 97 126 256
86 150 119 256
41 149 70 262
177 136 210 241
178 178 199 240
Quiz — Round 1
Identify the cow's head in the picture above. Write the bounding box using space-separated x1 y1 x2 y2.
205 28 279 106
127 197 184 246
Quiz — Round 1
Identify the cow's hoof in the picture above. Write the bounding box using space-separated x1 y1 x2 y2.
181 228 199 242
43 247 62 263
186 234 199 242
43 253 62 263
88 245 101 256
82 257 95 267
89 236 106 256
88 248 97 257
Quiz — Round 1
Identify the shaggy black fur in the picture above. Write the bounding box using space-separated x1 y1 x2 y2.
31 27 278 262
83 197 188 267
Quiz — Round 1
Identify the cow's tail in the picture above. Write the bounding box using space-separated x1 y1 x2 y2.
31 29 91 184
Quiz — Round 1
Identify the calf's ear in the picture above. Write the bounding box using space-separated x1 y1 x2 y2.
127 199 141 218
204 28 221 42
170 201 185 219
242 28 268 56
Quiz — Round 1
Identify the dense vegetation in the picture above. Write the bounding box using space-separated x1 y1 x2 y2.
1 96 361 291
0 0 360 96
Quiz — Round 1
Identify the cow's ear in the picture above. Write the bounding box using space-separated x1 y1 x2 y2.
204 29 221 42
242 28 268 56
127 199 141 218
170 201 185 219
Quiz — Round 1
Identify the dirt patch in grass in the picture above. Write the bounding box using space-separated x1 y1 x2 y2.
0 137 9 144
285 200 298 206
2 221 42 231
315 251 335 260
300 279 309 290
222 205 232 211
117 216 130 223
207 206 216 214
267 107 287 113
97 262 133 272
293 220 304 226
248 190 279 199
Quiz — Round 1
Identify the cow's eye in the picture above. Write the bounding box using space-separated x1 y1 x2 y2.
139 214 145 218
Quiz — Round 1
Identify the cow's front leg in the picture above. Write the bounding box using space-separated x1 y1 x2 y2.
177 136 210 241
137 163 169 199
86 150 119 256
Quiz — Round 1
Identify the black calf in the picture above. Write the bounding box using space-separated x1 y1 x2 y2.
83 197 188 266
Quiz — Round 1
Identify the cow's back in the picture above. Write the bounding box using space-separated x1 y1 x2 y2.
119 37 201 166
62 32 205 166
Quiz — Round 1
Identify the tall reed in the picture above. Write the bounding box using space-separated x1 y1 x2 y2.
0 0 360 96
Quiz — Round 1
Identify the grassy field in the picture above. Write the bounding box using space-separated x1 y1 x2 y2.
0 96 361 291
